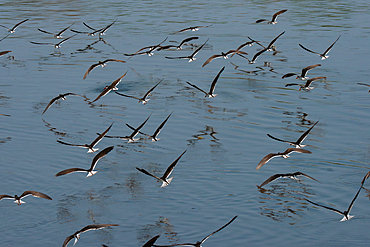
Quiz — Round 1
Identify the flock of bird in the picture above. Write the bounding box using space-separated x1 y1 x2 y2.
0 8 369 246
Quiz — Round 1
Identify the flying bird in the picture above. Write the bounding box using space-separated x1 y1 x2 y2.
165 38 209 62
256 9 288 24
82 19 116 36
57 122 113 153
114 78 163 104
0 191 52 205
124 37 168 57
37 23 74 38
102 114 151 143
55 146 114 177
0 19 28 33
153 215 237 247
42 93 84 115
126 112 172 142
83 59 126 80
62 224 119 247
90 71 128 103
267 120 319 148
282 64 321 80
299 35 340 60
186 66 225 98
30 34 77 49
357 83 370 92
258 171 320 187
157 37 199 50
136 150 187 187
202 50 248 67
256 148 312 170
285 76 326 91
170 25 212 34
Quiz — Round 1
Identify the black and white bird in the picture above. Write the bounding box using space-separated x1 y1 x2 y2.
102 114 151 143
42 93 84 115
165 38 209 62
124 37 168 57
115 78 163 104
82 19 116 37
299 35 340 60
0 191 52 205
126 112 173 142
136 150 187 187
170 25 212 34
57 123 113 153
0 19 28 33
202 50 248 67
62 224 119 247
258 172 320 187
305 171 370 221
357 83 370 92
30 34 77 49
267 121 319 148
282 64 321 80
91 71 128 103
37 23 74 39
157 37 199 50
83 59 126 80
153 215 237 247
256 9 287 24
256 148 312 170
55 146 114 177
285 76 327 91
186 66 225 98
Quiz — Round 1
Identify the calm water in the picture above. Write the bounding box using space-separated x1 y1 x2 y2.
1 0 370 246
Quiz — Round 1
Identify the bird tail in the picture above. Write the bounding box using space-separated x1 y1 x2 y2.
87 148 99 153
161 177 173 187
86 171 98 177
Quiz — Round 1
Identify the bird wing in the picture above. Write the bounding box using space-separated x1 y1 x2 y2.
295 120 319 145
55 168 88 177
136 167 162 181
90 122 114 147
115 91 141 100
83 63 101 80
251 48 267 63
266 133 293 145
0 50 11 56
90 146 114 171
143 78 163 99
126 123 151 137
162 150 187 179
129 113 151 139
285 148 312 155
56 23 75 37
0 195 14 201
305 198 344 216
202 54 222 67
57 140 86 148
42 95 62 114
267 31 285 49
301 64 321 78
209 66 225 95
170 27 192 34
256 153 279 170
37 28 54 35
78 224 119 234
259 174 285 187
191 38 209 57
142 235 160 247
322 35 340 56
62 234 74 247
30 41 55 46
304 76 326 88
299 44 320 55
152 112 173 139
293 172 321 183
357 83 370 87
271 9 288 22
57 34 77 46
11 19 29 31
83 22 97 31
199 215 238 244
347 184 363 214
255 19 269 23
282 73 298 79
20 191 52 200
110 71 128 88
285 83 301 87
178 36 199 48
186 81 208 96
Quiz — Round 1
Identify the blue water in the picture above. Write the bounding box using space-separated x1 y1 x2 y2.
1 0 370 246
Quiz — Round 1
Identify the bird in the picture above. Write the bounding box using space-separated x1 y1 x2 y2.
56 122 113 153
186 66 225 98
0 50 11 57
256 148 312 170
41 93 84 115
170 25 212 34
114 78 163 104
124 37 168 57
0 19 28 33
30 34 77 49
152 215 237 247
71 27 103 36
143 235 160 247
82 19 116 36
165 38 209 62
285 76 327 91
267 120 319 148
55 146 114 177
243 31 285 64
229 37 263 58
256 9 288 24
0 191 52 205
83 59 126 80
126 112 173 142
90 71 128 103
62 224 119 247
37 23 74 39
258 171 320 187
305 171 370 221
357 83 370 92
102 114 151 143
157 37 199 50
282 64 321 80
136 150 187 187
299 35 340 60
202 50 248 67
